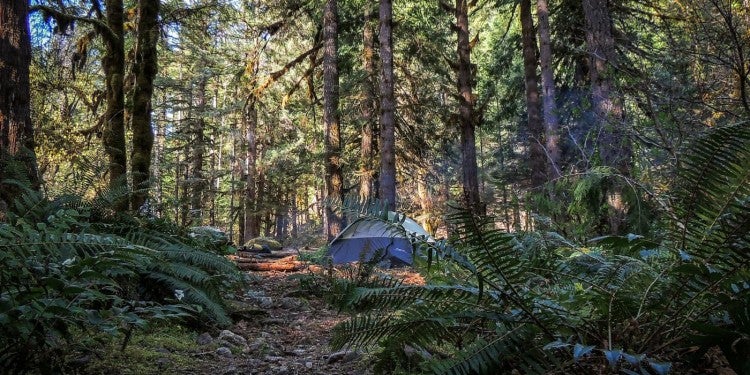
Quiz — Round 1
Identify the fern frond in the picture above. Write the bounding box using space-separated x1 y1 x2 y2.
427 325 549 375
144 271 231 326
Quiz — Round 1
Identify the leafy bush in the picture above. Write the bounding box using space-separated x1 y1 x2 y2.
330 123 750 374
0 188 242 372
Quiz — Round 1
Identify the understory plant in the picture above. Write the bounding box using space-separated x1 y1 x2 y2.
330 122 750 374
0 186 242 372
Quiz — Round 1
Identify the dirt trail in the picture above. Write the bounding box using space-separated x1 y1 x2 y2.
186 256 372 375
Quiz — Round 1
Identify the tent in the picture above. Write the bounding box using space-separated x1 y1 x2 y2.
327 212 432 267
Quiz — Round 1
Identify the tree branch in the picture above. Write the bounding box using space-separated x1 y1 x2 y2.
30 5 117 42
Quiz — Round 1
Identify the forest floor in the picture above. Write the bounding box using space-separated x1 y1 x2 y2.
83 251 424 375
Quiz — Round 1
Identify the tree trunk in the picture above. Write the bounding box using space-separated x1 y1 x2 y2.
360 3 378 201
101 0 127 209
0 0 40 203
153 95 166 216
520 0 546 188
243 98 259 242
191 77 207 224
582 0 630 174
323 0 343 241
583 0 631 234
378 0 397 211
130 0 159 211
536 0 561 180
455 0 482 212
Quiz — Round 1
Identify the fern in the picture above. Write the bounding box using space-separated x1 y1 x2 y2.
0 186 241 371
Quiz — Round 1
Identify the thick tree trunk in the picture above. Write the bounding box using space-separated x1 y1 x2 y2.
130 0 159 211
0 0 40 203
101 0 127 209
582 0 630 174
536 0 561 180
360 3 378 201
520 0 546 188
323 0 343 241
378 0 397 211
455 0 481 212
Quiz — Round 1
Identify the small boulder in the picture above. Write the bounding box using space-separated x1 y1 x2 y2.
279 297 303 310
216 346 233 358
196 332 214 346
219 330 247 347
245 337 267 354
324 350 361 364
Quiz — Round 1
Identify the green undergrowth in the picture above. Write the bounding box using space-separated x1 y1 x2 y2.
327 123 750 374
81 325 201 375
0 183 243 372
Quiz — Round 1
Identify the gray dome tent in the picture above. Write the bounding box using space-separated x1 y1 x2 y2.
327 212 432 267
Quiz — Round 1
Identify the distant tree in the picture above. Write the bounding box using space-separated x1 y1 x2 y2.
536 0 560 180
520 0 546 188
582 0 630 174
0 0 40 203
323 0 343 240
378 0 397 211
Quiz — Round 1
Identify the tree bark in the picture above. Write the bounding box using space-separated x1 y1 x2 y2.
536 0 561 180
0 0 40 203
323 0 343 241
360 3 378 201
101 0 127 208
190 76 207 224
582 0 630 174
153 96 166 217
243 98 259 242
520 0 546 188
378 0 397 211
455 0 481 212
130 0 159 210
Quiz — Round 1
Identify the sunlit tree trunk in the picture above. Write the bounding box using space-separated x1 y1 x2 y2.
455 0 481 212
378 0 397 211
130 0 159 210
0 0 40 204
520 0 546 188
101 0 127 209
536 0 561 180
324 0 343 241
360 3 378 201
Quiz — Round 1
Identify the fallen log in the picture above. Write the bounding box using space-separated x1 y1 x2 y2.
238 261 303 272
234 251 298 260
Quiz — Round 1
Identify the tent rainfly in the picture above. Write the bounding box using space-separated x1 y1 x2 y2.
327 212 432 267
